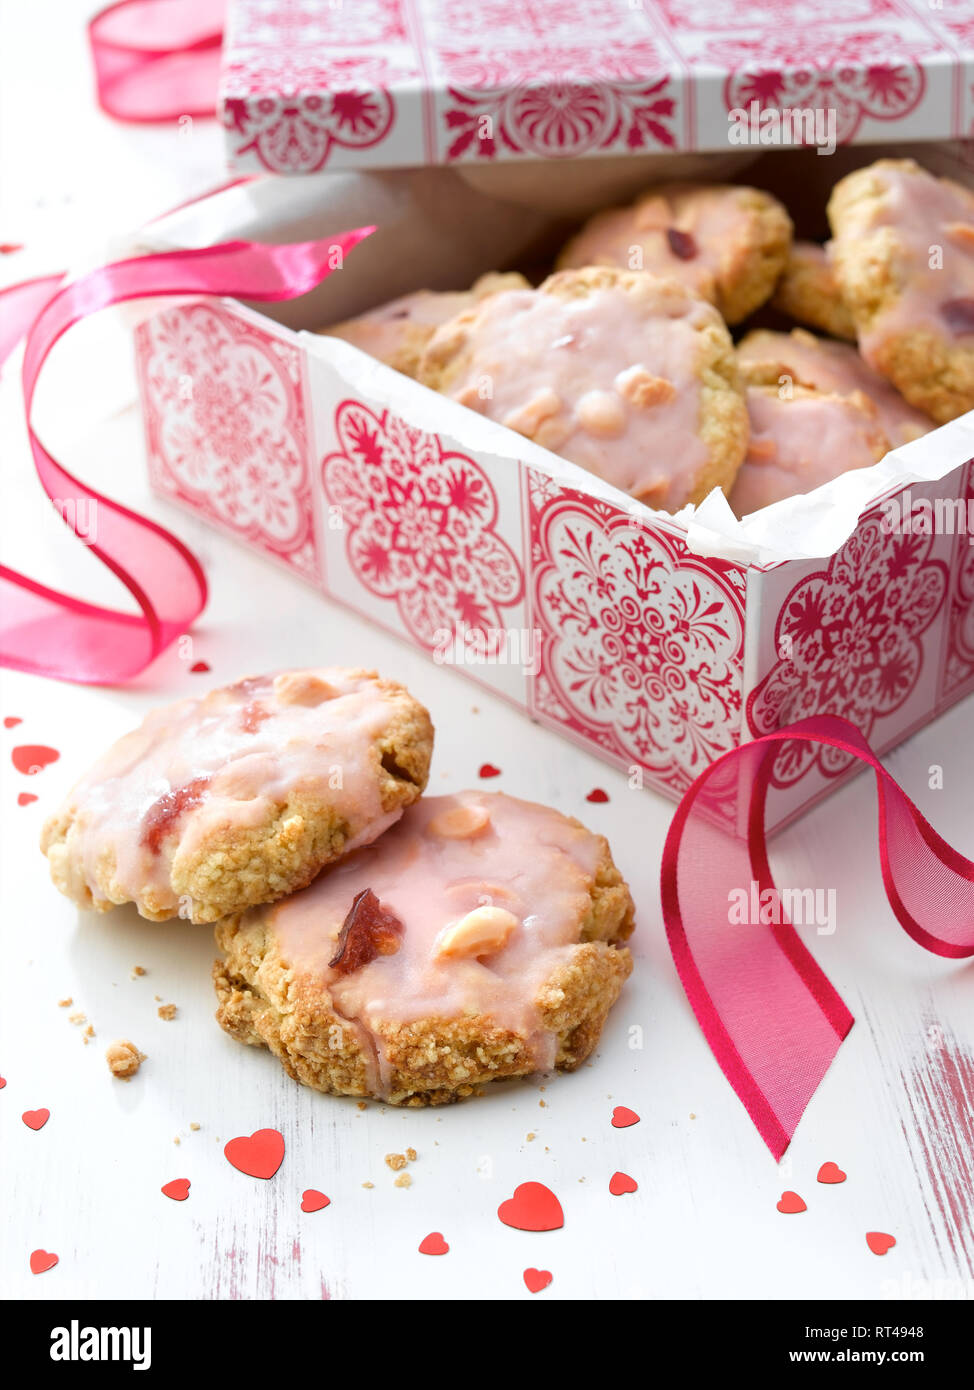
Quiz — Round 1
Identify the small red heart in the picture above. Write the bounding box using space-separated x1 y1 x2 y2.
777 1190 807 1214
12 745 59 775
609 1171 638 1196
224 1128 285 1179
866 1231 896 1256
497 1181 564 1232
161 1179 190 1201
586 788 609 803
190 661 210 673
301 1189 330 1213
22 1108 50 1131
0 1077 6 1088
3 716 22 728
523 1268 552 1293
478 762 501 779
17 793 37 806
418 1232 449 1255
817 1161 847 1185
30 1249 58 1275
611 1106 640 1128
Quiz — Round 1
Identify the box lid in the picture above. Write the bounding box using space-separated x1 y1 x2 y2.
219 0 974 175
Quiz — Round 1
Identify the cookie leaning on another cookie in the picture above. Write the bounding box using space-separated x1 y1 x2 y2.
41 669 433 924
417 266 748 511
213 791 635 1105
828 158 974 423
771 241 857 342
556 182 793 324
317 272 529 378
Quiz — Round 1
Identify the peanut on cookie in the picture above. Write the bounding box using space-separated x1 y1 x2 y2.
41 669 433 924
827 158 974 423
317 272 529 378
213 791 635 1105
417 266 748 511
556 182 793 324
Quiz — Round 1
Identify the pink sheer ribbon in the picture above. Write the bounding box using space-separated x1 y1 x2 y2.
662 713 974 1159
89 0 226 123
0 228 374 684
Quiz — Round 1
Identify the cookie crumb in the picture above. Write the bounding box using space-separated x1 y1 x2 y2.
690 1112 696 1120
385 1152 407 1171
157 1003 177 1021
405 1147 417 1163
174 1136 181 1145
362 1181 374 1189
57 997 73 1008
394 1173 412 1188
190 1122 200 1132
68 1011 86 1025
105 1039 145 1079
357 1101 368 1111
526 1132 536 1142
539 1099 546 1108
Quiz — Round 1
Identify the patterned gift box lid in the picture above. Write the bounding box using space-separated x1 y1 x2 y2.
219 0 974 175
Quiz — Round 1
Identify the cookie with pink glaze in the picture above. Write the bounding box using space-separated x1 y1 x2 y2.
41 669 433 924
318 272 529 378
771 241 857 341
827 159 974 423
556 182 792 323
213 791 635 1105
417 266 748 511
728 384 890 516
737 328 932 446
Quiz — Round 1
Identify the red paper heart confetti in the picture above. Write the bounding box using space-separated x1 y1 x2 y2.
497 1181 564 1232
776 1190 807 1214
17 793 37 806
586 788 609 803
3 716 22 728
30 1249 58 1275
190 661 210 673
418 1232 449 1255
224 1128 285 1179
22 1108 50 1131
611 1106 640 1128
12 745 59 775
478 763 501 778
817 1161 847 1185
523 1267 552 1293
301 1189 331 1213
609 1171 638 1196
866 1231 896 1256
161 1179 191 1201
0 1076 6 1088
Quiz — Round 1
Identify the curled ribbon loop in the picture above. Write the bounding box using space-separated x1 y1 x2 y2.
662 714 974 1159
1 227 375 684
89 0 225 123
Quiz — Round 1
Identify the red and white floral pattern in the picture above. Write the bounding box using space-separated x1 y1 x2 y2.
321 401 523 652
136 304 317 580
943 461 974 698
220 0 966 171
747 507 949 788
528 476 746 802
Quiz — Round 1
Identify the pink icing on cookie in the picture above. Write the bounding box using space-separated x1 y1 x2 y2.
56 670 405 917
434 280 722 507
738 329 932 446
832 163 974 357
267 791 606 1094
729 388 887 515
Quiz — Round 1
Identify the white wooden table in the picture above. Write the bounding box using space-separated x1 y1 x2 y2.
1 1 972 1304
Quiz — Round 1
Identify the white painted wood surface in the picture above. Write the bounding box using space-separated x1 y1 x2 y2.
1 1 972 1304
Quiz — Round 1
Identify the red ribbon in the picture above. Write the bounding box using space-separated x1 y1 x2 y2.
662 714 974 1159
0 228 374 684
89 0 225 123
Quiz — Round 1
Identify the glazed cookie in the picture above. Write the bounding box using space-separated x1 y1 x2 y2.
417 266 748 510
728 384 889 516
771 241 857 341
213 791 635 1105
556 182 793 323
827 158 974 423
737 328 932 447
318 272 529 378
41 669 433 924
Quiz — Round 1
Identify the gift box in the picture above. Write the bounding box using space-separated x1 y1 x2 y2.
131 6 974 835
